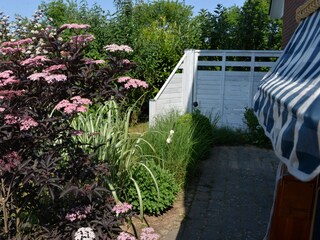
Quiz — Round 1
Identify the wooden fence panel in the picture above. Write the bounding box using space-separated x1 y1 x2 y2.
149 50 282 127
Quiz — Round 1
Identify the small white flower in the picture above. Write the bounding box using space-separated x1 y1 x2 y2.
74 227 95 240
166 129 175 144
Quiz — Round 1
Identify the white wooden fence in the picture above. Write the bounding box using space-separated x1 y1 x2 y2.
149 50 282 128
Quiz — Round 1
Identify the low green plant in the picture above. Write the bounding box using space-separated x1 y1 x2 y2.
125 161 179 215
212 126 248 146
243 108 272 148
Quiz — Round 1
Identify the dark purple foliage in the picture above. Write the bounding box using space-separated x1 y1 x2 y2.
0 14 138 239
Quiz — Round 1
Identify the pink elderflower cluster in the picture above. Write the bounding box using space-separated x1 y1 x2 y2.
117 232 136 240
2 38 32 47
84 59 105 65
19 116 40 130
104 44 133 53
44 74 67 83
0 90 25 99
65 205 92 222
122 59 131 64
4 114 39 131
28 72 67 83
55 96 92 114
140 227 160 240
117 76 148 89
61 23 90 30
0 151 21 173
112 202 132 214
0 70 20 87
71 34 95 45
0 70 12 79
20 55 50 66
44 64 67 73
0 47 22 54
0 38 32 55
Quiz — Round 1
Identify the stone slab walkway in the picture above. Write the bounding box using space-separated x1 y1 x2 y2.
168 146 279 240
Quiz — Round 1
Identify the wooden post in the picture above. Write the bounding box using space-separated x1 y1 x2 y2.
182 49 195 113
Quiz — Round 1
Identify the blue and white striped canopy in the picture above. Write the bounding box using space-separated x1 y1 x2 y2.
254 9 320 181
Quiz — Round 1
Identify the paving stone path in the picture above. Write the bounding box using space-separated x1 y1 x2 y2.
174 146 279 240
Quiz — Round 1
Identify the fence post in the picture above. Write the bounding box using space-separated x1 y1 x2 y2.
248 52 256 108
149 99 156 126
182 49 195 113
220 52 227 122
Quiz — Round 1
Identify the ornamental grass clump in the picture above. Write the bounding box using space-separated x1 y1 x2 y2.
0 10 148 239
72 99 160 218
141 111 215 187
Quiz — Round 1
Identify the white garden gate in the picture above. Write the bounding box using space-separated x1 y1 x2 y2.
149 50 282 128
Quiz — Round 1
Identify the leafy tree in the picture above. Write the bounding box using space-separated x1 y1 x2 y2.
212 4 241 49
192 9 215 49
129 1 202 91
237 0 282 50
267 17 282 50
194 0 282 50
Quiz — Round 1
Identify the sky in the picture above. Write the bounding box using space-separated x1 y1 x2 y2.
0 0 245 20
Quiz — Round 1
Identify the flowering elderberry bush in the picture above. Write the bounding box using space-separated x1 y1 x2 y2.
0 11 147 239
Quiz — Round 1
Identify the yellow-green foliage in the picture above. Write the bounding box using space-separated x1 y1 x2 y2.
125 161 179 216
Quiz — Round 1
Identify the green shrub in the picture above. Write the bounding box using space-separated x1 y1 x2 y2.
243 108 272 148
212 126 248 146
125 161 179 216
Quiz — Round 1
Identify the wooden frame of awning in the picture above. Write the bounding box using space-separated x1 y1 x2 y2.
296 0 320 22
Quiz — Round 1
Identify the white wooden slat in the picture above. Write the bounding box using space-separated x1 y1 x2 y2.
197 61 223 66
225 61 252 67
254 62 276 67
